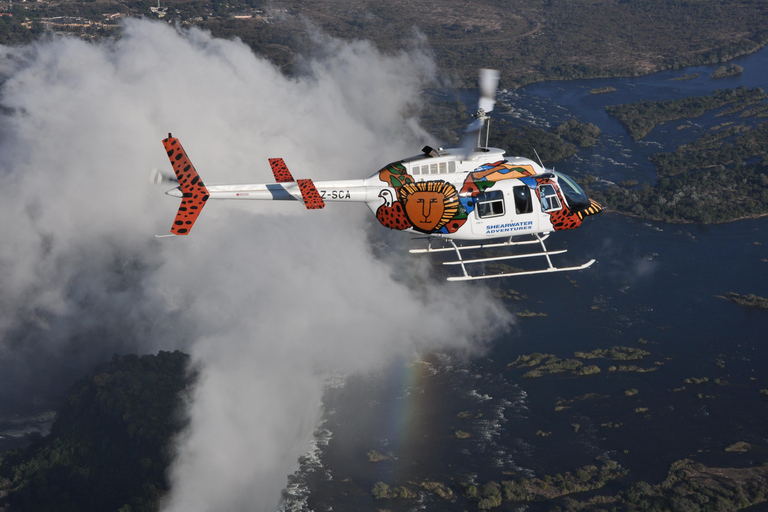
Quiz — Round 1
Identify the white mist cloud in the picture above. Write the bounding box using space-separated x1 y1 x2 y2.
0 20 514 510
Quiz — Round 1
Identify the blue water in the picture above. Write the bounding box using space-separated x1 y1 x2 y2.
499 45 768 186
295 48 768 511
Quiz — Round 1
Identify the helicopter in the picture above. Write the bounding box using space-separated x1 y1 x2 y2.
154 69 602 281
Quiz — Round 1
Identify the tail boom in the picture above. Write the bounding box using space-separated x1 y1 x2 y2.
159 136 374 236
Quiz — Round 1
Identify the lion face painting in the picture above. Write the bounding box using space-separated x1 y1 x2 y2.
397 181 460 233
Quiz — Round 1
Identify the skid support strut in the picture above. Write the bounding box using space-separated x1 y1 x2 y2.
410 233 595 281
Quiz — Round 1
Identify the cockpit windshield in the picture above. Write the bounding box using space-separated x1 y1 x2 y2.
554 171 590 210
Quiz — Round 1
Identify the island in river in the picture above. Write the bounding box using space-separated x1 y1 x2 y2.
587 85 768 224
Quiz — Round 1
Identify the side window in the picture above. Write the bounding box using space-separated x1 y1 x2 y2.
477 190 505 218
513 186 532 214
538 184 562 212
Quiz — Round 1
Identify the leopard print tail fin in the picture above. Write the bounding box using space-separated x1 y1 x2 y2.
162 134 210 235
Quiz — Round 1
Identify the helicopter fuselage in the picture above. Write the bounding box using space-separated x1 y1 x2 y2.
171 146 602 241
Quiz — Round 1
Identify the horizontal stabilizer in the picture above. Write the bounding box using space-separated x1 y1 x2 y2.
269 158 295 183
163 135 210 235
269 157 324 209
296 179 325 209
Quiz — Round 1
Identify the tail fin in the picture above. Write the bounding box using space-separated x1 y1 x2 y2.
163 134 210 235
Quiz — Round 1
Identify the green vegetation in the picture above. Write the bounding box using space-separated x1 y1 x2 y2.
588 159 768 224
420 481 455 500
371 481 416 499
508 354 586 378
561 459 768 511
671 73 700 81
609 365 658 373
577 365 601 376
366 450 390 462
590 86 616 95
574 346 650 361
712 63 744 79
365 402 768 512
605 87 766 140
508 352 556 368
741 102 768 117
475 481 503 509
509 346 652 378
650 121 768 177
725 442 751 453
371 479 458 501
465 461 626 506
3 0 768 89
516 309 548 318
725 292 768 309
593 96 768 225
262 0 768 86
553 119 601 148
0 351 193 512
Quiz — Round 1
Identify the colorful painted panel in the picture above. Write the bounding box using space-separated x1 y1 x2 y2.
372 159 589 235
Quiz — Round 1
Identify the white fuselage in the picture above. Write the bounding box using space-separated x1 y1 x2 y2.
165 147 597 241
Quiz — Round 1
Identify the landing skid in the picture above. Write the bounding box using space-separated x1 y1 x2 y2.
410 233 596 281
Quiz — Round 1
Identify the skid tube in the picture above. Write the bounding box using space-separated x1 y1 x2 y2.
410 233 596 281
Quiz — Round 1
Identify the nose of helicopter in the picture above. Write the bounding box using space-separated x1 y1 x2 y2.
553 170 602 215
575 198 603 220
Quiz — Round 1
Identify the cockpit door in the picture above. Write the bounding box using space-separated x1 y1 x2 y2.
471 185 539 237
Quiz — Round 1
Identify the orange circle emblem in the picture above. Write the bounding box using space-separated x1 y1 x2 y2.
397 181 460 233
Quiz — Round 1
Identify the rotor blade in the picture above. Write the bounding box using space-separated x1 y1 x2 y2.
457 68 501 158
458 132 477 159
478 68 500 113
465 117 485 133
460 115 487 158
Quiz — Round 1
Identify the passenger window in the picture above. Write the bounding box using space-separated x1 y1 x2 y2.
538 184 562 212
513 186 532 214
477 190 505 218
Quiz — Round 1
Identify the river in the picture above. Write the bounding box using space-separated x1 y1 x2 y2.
290 46 768 511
